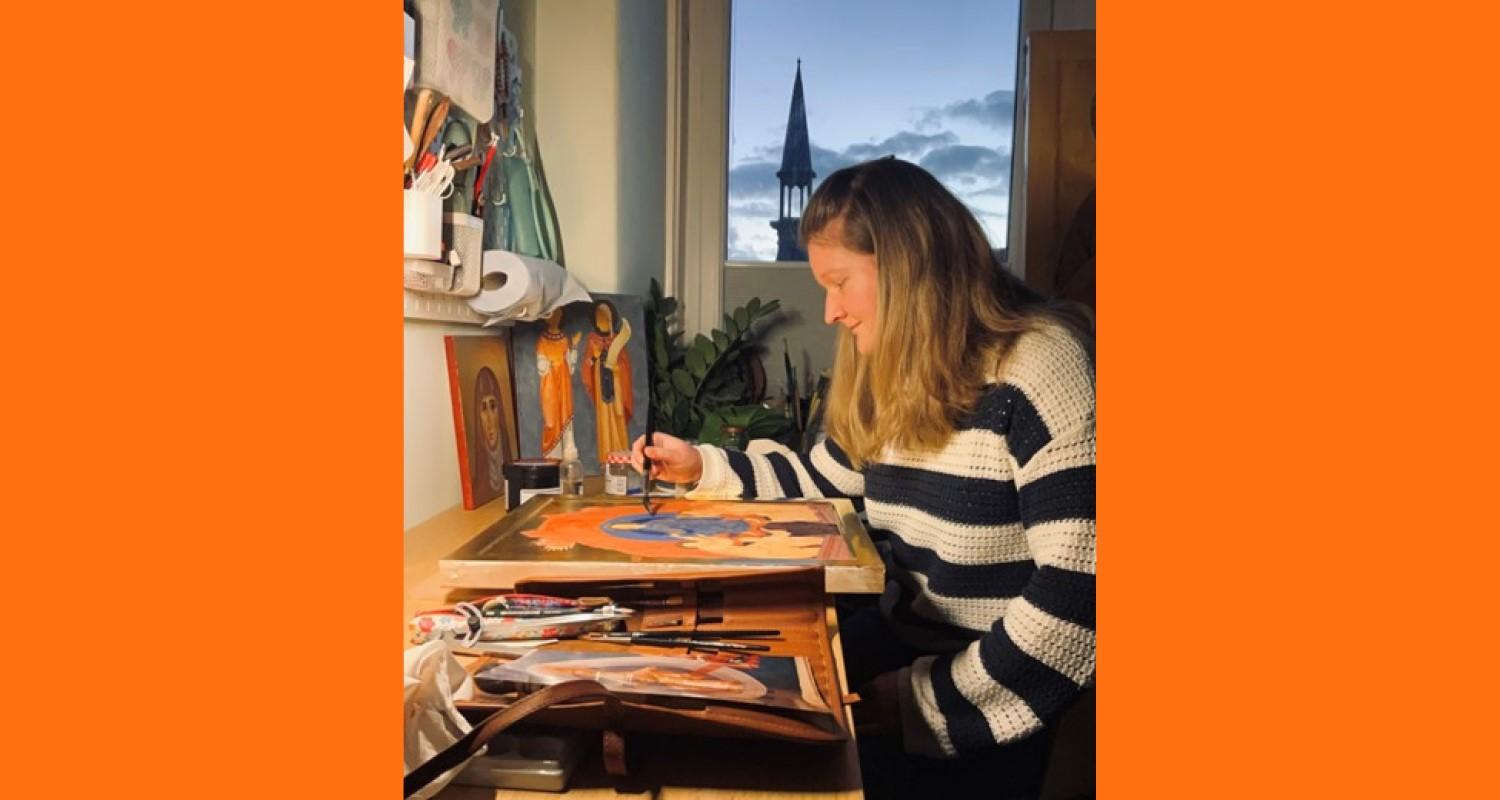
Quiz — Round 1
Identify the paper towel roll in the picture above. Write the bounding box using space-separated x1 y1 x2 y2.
467 250 591 323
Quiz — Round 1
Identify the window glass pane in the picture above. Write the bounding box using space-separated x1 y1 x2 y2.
728 0 1021 262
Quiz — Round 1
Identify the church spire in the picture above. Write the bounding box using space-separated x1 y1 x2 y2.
772 60 815 261
777 59 814 189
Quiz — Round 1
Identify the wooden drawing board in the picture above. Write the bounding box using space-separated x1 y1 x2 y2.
440 495 885 593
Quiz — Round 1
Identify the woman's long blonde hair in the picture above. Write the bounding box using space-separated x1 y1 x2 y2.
801 158 1047 467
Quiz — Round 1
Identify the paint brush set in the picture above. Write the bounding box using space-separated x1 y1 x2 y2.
410 593 633 646
410 590 784 653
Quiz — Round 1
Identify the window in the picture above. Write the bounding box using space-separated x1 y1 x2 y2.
726 0 1023 263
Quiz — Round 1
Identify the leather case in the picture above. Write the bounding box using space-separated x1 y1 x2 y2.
453 566 851 744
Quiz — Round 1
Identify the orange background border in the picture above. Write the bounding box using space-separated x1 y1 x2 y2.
1100 2 1500 796
2 2 1497 797
3 2 395 796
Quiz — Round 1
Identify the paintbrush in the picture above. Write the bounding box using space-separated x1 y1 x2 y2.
584 633 771 653
642 405 657 515
784 340 803 433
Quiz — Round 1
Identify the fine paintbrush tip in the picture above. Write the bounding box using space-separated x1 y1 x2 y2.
642 416 656 514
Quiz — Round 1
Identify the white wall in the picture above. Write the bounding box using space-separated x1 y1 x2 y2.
532 0 665 296
404 320 481 528
404 0 665 529
615 0 667 297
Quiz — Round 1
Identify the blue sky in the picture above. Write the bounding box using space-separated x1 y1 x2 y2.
728 0 1021 260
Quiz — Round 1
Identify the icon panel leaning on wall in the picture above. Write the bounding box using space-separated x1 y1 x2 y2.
444 331 521 510
510 294 647 474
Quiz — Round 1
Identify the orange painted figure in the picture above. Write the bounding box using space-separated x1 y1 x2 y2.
535 307 581 460
580 300 633 461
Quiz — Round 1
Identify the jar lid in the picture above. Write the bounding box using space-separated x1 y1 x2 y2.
606 450 633 464
504 458 561 479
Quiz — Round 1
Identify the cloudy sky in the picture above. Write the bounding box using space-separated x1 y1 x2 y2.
728 0 1021 261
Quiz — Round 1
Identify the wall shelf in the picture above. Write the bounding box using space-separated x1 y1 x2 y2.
403 288 487 324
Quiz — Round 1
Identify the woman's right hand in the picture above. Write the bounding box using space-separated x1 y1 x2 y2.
631 432 703 484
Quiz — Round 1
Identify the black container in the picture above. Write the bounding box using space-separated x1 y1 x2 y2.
503 458 561 510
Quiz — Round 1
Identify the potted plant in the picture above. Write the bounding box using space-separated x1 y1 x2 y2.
646 279 790 448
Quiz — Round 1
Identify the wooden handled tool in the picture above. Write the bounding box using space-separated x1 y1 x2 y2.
406 88 436 172
417 97 452 163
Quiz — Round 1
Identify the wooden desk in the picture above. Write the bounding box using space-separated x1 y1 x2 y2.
405 499 864 800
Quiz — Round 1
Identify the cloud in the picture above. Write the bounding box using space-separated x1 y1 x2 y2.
728 120 1014 259
729 197 779 217
918 144 1011 183
728 214 779 260
919 89 1015 130
730 142 859 200
727 161 780 196
810 143 857 177
843 130 958 162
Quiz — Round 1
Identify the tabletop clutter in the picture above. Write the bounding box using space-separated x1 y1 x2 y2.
403 561 873 798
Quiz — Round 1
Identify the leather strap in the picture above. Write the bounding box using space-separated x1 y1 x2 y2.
404 680 625 798
595 679 629 777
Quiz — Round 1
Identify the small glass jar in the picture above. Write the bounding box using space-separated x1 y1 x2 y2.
721 425 748 451
604 450 639 496
559 458 585 496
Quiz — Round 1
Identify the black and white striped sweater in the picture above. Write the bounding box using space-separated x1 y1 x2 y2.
690 321 1095 757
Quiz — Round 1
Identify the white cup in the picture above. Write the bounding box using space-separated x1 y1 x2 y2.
403 189 443 260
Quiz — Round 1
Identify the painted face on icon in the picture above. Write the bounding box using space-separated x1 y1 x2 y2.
808 223 880 355
479 392 501 450
594 303 614 333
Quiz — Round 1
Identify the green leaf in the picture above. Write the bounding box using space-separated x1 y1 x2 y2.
745 408 790 439
653 335 668 367
698 411 727 446
661 297 678 316
693 334 716 360
760 299 781 317
748 297 761 316
734 307 750 331
671 369 696 397
685 347 707 378
713 330 731 351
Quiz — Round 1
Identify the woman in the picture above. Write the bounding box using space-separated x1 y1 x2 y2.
580 299 634 462
632 158 1094 798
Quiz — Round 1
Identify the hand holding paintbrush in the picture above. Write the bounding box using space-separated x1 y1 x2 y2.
631 432 704 495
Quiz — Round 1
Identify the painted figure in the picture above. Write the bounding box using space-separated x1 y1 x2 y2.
473 366 511 498
535 307 580 460
580 300 633 461
520 501 847 561
602 511 830 559
601 512 753 541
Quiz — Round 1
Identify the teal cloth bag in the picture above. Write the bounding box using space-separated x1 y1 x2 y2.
483 122 561 264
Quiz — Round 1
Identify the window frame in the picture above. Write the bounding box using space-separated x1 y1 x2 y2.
667 0 1049 337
